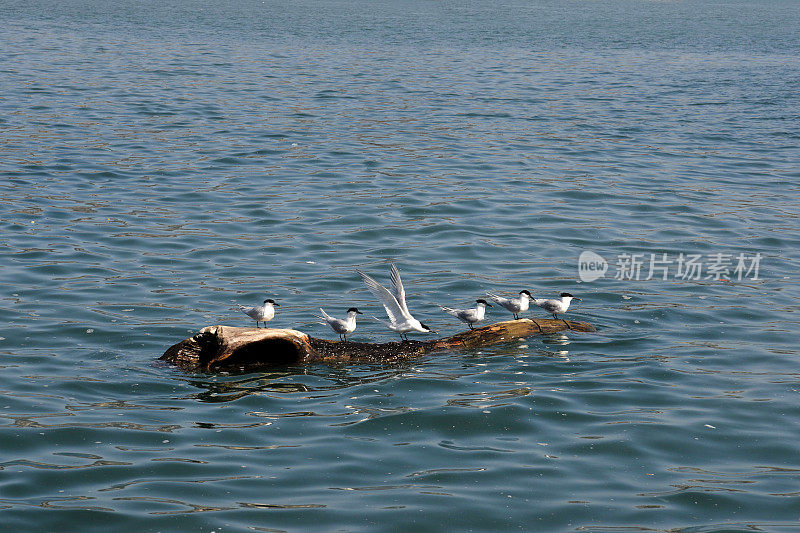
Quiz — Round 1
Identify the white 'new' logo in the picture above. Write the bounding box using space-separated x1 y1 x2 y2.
578 251 608 282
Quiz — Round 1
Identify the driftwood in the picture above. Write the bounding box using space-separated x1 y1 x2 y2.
160 318 596 372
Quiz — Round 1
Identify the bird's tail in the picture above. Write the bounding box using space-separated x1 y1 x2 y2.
319 308 332 320
371 315 393 329
486 292 504 304
438 305 459 317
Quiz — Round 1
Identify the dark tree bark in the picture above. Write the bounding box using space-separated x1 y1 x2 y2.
160 318 596 372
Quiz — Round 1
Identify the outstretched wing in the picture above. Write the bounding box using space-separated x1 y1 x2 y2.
389 264 410 316
358 269 406 324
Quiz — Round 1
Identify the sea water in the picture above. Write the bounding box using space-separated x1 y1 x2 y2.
2 0 800 531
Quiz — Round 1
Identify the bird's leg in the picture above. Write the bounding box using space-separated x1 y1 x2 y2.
469 324 474 330
554 314 572 330
513 313 519 320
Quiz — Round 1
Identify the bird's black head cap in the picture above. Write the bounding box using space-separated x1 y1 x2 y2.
347 307 363 314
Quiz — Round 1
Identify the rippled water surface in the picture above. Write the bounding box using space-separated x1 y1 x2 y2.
2 0 800 531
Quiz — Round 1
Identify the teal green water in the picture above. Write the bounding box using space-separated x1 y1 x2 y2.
2 0 800 531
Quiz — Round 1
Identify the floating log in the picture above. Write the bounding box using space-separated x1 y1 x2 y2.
160 318 596 372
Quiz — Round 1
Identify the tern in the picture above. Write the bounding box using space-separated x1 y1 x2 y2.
438 299 492 330
486 290 533 320
239 299 279 328
357 264 434 341
316 307 363 341
533 292 581 328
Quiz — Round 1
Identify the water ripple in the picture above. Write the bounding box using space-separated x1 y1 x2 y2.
1 1 799 530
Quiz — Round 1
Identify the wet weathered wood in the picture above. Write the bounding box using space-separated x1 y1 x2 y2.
160 318 595 372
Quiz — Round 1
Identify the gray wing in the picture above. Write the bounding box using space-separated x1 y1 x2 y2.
458 309 478 321
318 308 340 328
239 305 258 319
438 305 461 318
535 299 558 312
486 292 510 306
390 264 410 315
358 269 407 323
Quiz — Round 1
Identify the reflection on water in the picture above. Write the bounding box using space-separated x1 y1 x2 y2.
183 365 418 402
446 387 531 409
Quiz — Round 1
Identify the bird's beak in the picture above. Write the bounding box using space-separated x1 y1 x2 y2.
356 310 363 314
273 302 280 306
486 303 493 307
574 298 582 302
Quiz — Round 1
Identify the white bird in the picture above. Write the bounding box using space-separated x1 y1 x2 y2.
533 292 581 328
239 299 279 328
486 290 533 320
316 307 363 341
357 264 434 341
438 299 492 330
